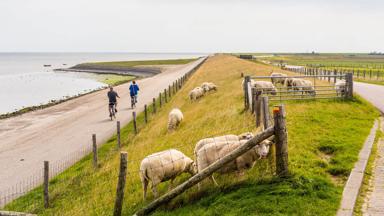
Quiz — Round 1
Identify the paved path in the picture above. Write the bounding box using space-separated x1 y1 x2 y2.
354 82 384 216
0 58 206 202
364 119 384 216
354 82 384 113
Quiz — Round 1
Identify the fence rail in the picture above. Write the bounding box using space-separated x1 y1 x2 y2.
243 72 353 107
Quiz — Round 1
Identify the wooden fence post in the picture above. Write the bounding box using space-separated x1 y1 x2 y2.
152 98 156 114
346 73 353 98
144 105 148 124
113 152 128 216
243 76 250 110
44 161 49 208
262 96 270 130
159 93 162 108
133 112 137 134
92 134 98 166
273 105 289 177
254 90 262 127
251 88 256 114
334 69 337 83
164 89 167 103
117 122 121 148
168 85 171 98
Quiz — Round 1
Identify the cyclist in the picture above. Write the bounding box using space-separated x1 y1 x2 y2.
129 80 140 108
107 86 120 116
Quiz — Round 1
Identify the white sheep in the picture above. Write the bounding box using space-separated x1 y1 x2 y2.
139 149 196 200
201 82 218 92
193 132 254 158
335 80 346 96
292 79 316 96
270 72 287 85
196 139 273 188
189 87 204 101
168 108 183 131
253 81 278 95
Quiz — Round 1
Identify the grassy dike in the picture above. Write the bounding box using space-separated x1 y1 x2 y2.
78 58 197 68
5 55 379 215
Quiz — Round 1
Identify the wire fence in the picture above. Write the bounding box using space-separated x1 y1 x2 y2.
0 55 284 215
243 68 353 106
0 57 208 211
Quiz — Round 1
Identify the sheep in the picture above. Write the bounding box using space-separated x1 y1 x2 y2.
270 72 287 85
292 79 316 96
201 82 218 92
335 80 346 96
284 77 296 89
189 87 204 101
196 139 273 188
253 81 278 95
139 149 196 200
168 108 183 131
193 132 254 158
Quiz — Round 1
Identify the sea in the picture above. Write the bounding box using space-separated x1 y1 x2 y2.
0 53 204 115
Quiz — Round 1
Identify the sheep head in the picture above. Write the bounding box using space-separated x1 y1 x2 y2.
254 140 273 159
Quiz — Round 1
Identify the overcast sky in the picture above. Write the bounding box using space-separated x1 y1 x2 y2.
0 0 383 53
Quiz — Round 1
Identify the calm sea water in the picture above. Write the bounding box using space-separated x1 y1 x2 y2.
0 53 204 114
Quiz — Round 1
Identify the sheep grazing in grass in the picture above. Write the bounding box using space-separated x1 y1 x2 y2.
139 149 196 200
335 80 346 96
193 132 254 158
201 82 218 92
284 77 300 90
270 72 287 85
196 139 273 188
292 79 316 96
189 87 204 101
168 108 183 131
253 81 278 95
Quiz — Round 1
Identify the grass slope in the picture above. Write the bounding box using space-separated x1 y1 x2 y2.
5 55 379 216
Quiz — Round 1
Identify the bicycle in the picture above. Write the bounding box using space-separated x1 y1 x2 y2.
131 95 137 109
109 102 117 120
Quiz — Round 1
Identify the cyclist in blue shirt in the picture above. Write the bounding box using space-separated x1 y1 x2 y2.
129 80 139 107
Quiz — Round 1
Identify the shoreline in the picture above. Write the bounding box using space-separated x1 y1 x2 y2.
0 87 105 120
0 58 200 120
0 77 135 120
54 66 161 77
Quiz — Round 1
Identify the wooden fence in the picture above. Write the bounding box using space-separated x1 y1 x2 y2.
295 65 384 81
134 105 289 216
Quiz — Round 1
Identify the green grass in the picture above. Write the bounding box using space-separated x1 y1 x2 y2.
95 74 135 86
76 58 197 69
4 55 379 216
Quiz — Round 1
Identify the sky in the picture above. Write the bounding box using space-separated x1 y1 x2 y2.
0 0 383 53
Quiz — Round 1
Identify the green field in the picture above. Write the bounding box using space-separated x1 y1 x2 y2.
247 53 384 84
75 58 198 69
4 55 379 215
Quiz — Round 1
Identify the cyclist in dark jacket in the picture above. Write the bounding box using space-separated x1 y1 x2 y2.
129 80 140 103
107 86 120 112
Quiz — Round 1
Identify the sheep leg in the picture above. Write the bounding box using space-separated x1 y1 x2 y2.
211 175 219 186
168 178 175 191
151 182 159 198
142 178 148 201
